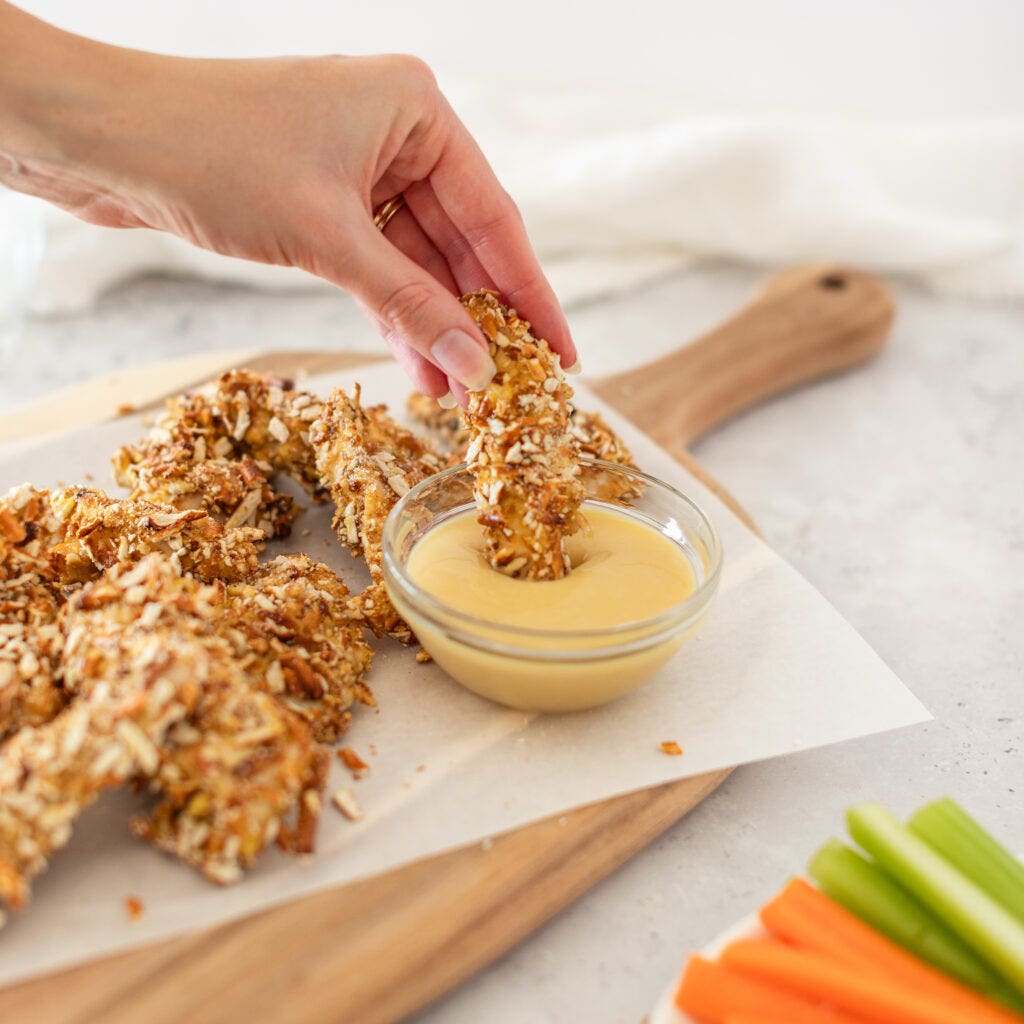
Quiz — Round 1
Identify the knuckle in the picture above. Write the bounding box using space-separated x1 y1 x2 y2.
441 232 477 267
504 273 544 306
376 53 437 94
377 281 437 340
395 53 438 88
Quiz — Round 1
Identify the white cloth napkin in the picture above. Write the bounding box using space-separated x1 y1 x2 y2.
12 85 1024 316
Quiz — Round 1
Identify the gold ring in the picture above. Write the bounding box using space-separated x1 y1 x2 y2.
373 195 406 232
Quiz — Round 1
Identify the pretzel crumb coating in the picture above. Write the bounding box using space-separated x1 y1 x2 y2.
113 435 298 539
0 486 67 742
220 555 375 743
566 409 643 502
461 290 584 580
48 487 263 585
112 370 325 539
61 556 328 886
173 370 325 493
0 484 264 743
407 394 640 502
311 385 445 643
0 556 223 914
131 678 329 883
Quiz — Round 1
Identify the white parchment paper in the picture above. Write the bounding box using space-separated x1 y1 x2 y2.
0 362 929 985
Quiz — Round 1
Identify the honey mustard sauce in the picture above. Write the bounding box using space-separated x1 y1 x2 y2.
394 505 702 712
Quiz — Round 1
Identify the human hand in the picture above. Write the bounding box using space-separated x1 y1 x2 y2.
0 8 577 399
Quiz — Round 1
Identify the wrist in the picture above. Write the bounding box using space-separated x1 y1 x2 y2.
0 5 156 187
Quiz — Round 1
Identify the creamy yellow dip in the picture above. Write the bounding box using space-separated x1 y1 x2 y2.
407 505 696 631
390 506 703 712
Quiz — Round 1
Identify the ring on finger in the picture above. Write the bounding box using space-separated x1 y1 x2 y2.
373 195 406 233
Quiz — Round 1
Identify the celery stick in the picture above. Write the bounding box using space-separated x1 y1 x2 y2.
848 802 1024 996
910 799 1024 925
809 838 1005 994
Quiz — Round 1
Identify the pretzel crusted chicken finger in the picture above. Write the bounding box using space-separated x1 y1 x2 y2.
219 555 375 743
48 487 264 586
461 290 584 579
112 370 326 540
1 486 71 741
0 556 223 914
166 370 325 492
131 675 329 883
407 393 640 502
311 385 445 642
62 556 328 886
0 484 266 743
113 424 299 539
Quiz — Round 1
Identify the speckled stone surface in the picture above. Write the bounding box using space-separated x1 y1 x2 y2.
3 264 1022 1023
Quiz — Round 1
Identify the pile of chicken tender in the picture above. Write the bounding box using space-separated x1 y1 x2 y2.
0 290 637 923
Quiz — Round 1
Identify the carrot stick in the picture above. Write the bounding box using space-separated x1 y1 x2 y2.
722 938 1003 1024
760 879 1022 1023
674 955 865 1024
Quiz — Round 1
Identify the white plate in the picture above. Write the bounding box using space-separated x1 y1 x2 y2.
649 912 764 1024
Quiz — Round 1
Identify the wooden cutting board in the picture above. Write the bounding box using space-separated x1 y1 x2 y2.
0 265 893 1024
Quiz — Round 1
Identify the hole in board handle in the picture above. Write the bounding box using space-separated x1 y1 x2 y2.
819 274 847 291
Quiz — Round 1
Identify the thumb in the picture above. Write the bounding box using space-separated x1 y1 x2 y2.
319 219 496 392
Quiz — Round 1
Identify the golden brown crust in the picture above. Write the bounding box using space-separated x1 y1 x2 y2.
0 573 63 743
310 385 445 643
0 487 67 742
219 555 375 743
112 369 324 539
407 394 640 502
62 556 328 888
566 409 642 502
461 290 584 580
0 483 262 746
0 556 224 913
180 369 324 492
49 487 264 585
113 425 299 540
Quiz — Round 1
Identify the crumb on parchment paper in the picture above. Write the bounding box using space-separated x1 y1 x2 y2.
337 747 369 777
660 741 683 756
332 788 363 820
116 403 136 417
124 895 145 920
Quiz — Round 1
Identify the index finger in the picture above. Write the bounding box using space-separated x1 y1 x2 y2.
428 116 580 372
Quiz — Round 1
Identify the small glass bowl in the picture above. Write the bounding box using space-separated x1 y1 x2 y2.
382 459 722 713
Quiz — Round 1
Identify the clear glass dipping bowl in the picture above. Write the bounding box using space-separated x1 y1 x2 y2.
382 459 722 713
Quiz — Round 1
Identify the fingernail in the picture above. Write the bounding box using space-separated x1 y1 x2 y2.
437 391 458 409
432 330 496 390
565 358 583 375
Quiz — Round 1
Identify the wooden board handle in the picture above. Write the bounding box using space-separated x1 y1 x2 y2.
591 264 894 450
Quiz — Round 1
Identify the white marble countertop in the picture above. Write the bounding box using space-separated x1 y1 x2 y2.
2 264 1022 1022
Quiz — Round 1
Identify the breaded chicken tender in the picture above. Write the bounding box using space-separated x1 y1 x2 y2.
169 369 324 492
49 487 263 585
310 385 445 643
461 290 584 579
0 556 225 914
113 370 324 539
0 486 66 741
407 392 640 502
113 422 299 539
62 556 329 887
219 555 375 743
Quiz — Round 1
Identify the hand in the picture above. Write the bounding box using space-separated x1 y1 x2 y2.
0 7 577 399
